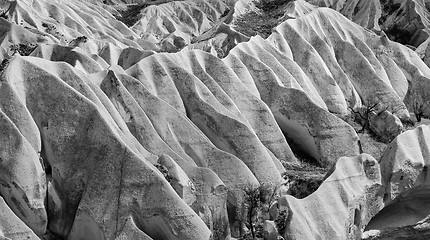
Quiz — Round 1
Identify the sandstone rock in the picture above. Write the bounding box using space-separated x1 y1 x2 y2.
108 67 261 192
227 47 360 167
132 0 229 46
276 8 410 119
156 154 197 204
279 154 383 239
173 50 296 166
366 126 430 233
263 220 278 240
0 196 40 240
268 19 348 114
379 0 430 47
127 53 283 185
3 0 430 238
269 201 279 220
307 0 381 30
0 83 47 236
2 56 212 239
30 44 105 74
369 110 403 142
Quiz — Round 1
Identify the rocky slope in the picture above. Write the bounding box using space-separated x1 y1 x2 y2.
1 0 430 239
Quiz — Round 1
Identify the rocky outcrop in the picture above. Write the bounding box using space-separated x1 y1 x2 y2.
2 0 430 238
277 154 384 240
369 110 403 142
1 56 213 239
379 0 430 47
132 0 230 49
365 126 430 235
0 197 40 240
0 77 47 236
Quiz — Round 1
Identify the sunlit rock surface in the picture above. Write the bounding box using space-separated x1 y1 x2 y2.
1 0 430 239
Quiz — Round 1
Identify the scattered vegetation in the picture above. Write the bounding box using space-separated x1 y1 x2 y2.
233 0 293 38
114 3 148 27
0 58 9 72
68 36 88 47
282 171 324 199
153 163 172 183
236 184 280 239
275 210 289 236
9 43 38 56
341 107 388 161
411 98 430 122
349 102 381 133
281 134 326 199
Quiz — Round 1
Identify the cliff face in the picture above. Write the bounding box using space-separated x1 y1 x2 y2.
1 0 430 239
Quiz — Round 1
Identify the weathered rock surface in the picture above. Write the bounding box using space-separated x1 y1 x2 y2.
2 0 430 239
379 0 430 47
306 0 381 30
0 197 40 240
278 154 384 240
366 126 430 236
369 110 403 142
1 56 212 239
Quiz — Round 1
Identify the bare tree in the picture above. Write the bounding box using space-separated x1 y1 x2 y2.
237 184 278 239
350 102 381 133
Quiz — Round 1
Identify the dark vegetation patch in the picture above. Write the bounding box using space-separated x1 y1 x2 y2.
10 43 38 56
233 0 293 38
378 0 413 45
282 170 325 199
384 26 414 46
114 3 149 27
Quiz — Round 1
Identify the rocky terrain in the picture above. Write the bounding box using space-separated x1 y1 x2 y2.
1 0 430 239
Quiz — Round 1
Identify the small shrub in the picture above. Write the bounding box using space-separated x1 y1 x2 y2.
9 43 38 56
153 163 171 183
412 98 429 122
0 58 9 72
349 102 382 133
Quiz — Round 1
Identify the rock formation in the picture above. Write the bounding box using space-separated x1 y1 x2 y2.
365 126 430 238
277 154 384 240
0 0 430 239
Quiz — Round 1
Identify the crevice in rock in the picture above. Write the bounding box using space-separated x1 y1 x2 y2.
281 132 326 199
114 147 127 238
365 185 430 234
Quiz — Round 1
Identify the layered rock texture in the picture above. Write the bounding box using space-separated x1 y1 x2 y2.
1 0 430 239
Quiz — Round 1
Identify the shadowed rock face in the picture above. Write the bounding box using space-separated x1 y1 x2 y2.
0 196 40 240
365 126 430 235
2 0 430 239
